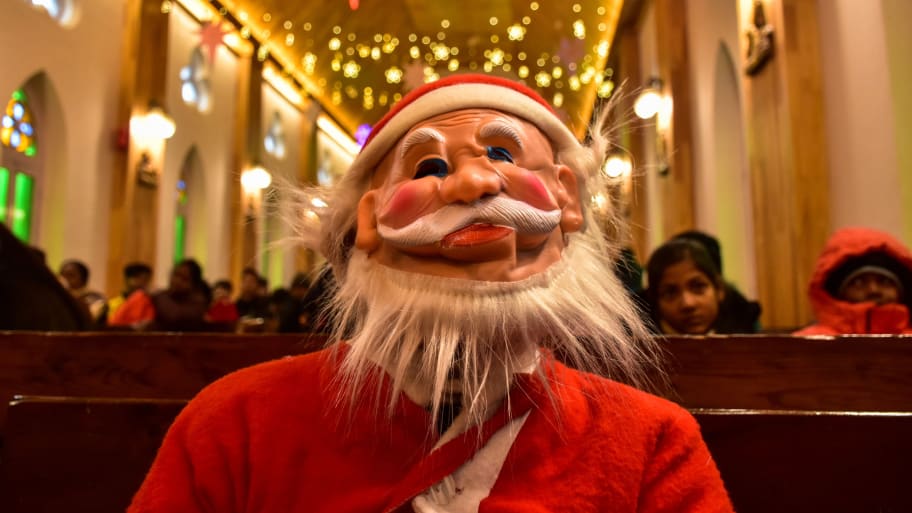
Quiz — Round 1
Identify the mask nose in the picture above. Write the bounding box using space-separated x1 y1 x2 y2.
439 158 503 204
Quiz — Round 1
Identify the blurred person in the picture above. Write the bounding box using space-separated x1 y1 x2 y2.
108 262 155 330
58 259 106 322
234 267 270 320
0 224 89 330
206 279 239 330
278 273 312 332
795 227 912 335
149 259 210 332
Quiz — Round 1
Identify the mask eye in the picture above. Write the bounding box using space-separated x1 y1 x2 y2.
414 158 448 179
486 146 514 163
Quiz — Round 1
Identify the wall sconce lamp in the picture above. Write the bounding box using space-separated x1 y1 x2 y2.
241 164 272 195
634 78 663 120
130 101 176 141
240 164 272 218
634 78 671 177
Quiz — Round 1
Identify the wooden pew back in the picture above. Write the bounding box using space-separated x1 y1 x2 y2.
0 331 325 429
660 335 912 411
0 396 187 513
694 408 912 513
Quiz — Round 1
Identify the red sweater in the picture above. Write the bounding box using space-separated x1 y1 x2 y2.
129 348 733 512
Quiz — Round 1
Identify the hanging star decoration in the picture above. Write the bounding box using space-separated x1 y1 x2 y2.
198 20 228 67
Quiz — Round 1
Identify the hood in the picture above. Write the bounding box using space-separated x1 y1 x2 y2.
807 227 912 333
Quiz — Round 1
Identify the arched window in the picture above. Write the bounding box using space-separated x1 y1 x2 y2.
1 90 37 157
1 89 37 242
22 0 77 26
264 111 286 159
174 177 188 262
180 47 212 113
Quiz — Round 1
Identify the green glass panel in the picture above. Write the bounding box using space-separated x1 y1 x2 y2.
12 173 33 242
174 215 186 263
0 167 9 223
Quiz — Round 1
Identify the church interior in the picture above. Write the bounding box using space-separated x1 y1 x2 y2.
0 0 911 511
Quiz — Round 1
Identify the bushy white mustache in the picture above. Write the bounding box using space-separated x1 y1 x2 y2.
377 196 561 247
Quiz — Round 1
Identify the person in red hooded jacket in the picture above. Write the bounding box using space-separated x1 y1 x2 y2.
794 227 912 335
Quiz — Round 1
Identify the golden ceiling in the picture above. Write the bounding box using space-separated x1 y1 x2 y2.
208 0 623 138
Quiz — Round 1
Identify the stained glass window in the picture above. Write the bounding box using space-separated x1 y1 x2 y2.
21 0 75 25
180 47 211 113
12 172 34 242
174 179 188 262
1 90 37 157
264 111 286 159
0 167 9 223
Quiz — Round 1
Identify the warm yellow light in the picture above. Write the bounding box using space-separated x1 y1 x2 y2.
490 48 504 65
328 38 341 51
441 19 450 28
131 104 176 141
489 17 499 26
483 62 494 72
572 3 581 12
603 154 632 178
598 81 615 98
507 24 526 41
385 66 403 84
569 76 581 90
552 66 563 79
331 59 341 72
553 92 564 108
573 20 586 39
371 47 381 60
256 46 269 62
410 46 421 59
597 40 610 58
518 65 529 78
448 59 460 71
535 71 552 87
283 20 292 30
285 33 294 46
311 197 328 208
433 44 450 60
530 2 539 11
332 25 341 35
241 165 272 193
634 83 663 119
301 53 317 74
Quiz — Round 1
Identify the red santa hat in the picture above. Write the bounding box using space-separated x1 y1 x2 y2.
347 74 583 184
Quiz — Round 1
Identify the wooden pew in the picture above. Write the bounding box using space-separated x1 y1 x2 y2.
0 331 325 430
0 396 187 513
3 397 910 513
694 408 912 513
660 335 912 411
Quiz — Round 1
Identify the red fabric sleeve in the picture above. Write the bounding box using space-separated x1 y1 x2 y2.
128 381 251 513
637 408 734 513
109 290 155 327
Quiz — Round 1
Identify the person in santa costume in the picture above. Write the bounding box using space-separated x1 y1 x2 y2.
129 74 733 512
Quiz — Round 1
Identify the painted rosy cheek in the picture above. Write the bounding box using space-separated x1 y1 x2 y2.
510 172 557 210
378 180 439 228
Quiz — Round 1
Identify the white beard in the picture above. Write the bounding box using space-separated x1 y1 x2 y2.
327 231 659 433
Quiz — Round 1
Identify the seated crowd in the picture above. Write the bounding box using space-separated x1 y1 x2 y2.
3 222 911 337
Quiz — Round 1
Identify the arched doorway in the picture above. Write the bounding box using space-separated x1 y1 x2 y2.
174 146 206 264
712 42 756 296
